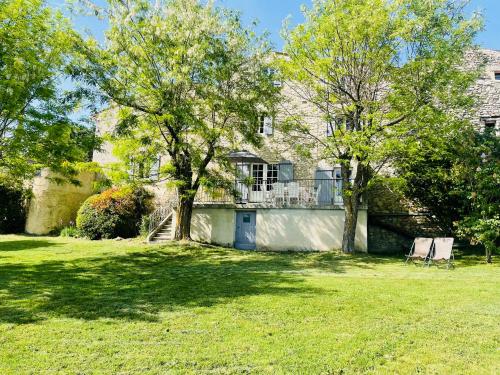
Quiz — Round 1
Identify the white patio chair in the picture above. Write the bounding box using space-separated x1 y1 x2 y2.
314 184 322 205
287 182 299 205
427 237 455 269
273 182 285 206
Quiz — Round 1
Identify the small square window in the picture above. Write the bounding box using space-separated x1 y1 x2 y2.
484 120 496 134
243 214 251 223
495 72 500 81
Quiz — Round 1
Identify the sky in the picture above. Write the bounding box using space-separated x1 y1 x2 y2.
57 0 500 51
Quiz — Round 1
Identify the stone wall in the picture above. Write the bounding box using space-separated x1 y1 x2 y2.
366 179 446 255
466 49 500 132
25 169 96 235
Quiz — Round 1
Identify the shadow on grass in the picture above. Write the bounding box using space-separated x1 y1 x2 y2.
0 240 62 252
0 244 337 324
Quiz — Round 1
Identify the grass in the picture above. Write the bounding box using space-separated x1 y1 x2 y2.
0 235 498 374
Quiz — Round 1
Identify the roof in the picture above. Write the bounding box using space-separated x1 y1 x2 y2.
228 150 268 164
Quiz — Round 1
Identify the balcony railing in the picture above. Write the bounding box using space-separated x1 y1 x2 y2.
195 179 344 207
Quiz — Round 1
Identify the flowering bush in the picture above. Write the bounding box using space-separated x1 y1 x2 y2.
76 186 152 240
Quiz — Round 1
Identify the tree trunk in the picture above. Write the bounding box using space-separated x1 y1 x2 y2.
485 243 493 264
174 190 195 240
340 160 364 253
342 191 360 253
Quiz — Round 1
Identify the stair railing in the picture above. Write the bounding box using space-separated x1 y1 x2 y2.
147 200 177 240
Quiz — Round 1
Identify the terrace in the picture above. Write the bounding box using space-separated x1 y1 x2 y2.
195 178 346 208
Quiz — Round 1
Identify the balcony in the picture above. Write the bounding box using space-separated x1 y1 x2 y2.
195 178 344 208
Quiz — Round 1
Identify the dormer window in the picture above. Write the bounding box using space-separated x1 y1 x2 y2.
258 115 273 135
495 71 500 81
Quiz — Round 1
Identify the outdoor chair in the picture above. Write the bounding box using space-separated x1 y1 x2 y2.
314 184 322 205
287 182 300 205
427 237 455 269
273 182 285 205
405 237 433 265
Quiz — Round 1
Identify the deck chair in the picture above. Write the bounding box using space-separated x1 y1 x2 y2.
405 237 433 264
427 237 455 269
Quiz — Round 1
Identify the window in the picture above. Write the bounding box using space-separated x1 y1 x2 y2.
484 120 496 134
258 115 273 135
326 121 335 137
266 164 279 190
258 115 265 134
495 71 500 81
327 117 350 136
251 164 264 191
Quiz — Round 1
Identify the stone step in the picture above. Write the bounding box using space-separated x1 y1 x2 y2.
153 235 172 240
157 228 172 233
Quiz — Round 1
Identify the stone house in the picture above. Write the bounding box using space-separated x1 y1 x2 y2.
25 48 500 253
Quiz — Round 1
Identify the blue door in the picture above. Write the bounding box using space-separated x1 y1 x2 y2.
235 211 256 250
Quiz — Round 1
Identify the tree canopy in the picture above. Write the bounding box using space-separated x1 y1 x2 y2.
71 0 280 239
278 0 482 252
0 0 96 184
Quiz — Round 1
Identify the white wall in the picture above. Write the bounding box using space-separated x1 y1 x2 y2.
256 208 367 252
191 207 235 247
190 207 368 252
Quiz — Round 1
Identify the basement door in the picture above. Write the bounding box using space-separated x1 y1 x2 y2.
235 211 256 250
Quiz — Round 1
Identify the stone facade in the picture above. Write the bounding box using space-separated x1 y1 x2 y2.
466 49 500 133
27 48 497 250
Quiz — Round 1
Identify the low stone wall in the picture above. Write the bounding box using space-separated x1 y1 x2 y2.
25 169 96 235
368 213 444 255
366 179 446 255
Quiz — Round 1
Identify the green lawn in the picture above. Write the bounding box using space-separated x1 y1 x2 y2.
0 235 498 374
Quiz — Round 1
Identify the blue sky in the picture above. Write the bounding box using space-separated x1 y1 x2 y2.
59 0 500 51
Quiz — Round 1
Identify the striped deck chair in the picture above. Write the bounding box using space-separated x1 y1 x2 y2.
405 238 433 265
427 237 455 269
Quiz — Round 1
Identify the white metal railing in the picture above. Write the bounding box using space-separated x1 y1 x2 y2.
195 178 345 207
148 200 177 234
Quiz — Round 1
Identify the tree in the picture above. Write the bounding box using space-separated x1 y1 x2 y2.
457 132 499 263
71 0 279 240
278 0 481 252
394 123 499 263
0 0 95 183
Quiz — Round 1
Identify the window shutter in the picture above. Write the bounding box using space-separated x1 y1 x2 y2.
315 168 333 205
278 161 294 181
326 121 334 137
264 116 273 135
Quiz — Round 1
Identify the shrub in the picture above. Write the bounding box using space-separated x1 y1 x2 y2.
76 186 152 240
0 184 29 234
59 225 79 238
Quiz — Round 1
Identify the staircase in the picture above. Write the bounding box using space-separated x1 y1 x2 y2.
146 203 176 243
149 214 174 243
